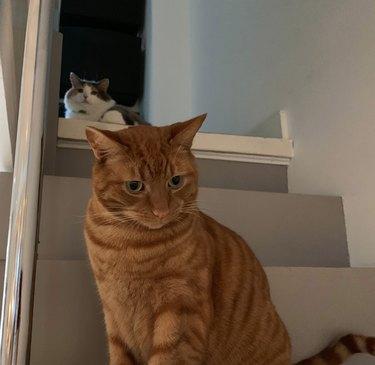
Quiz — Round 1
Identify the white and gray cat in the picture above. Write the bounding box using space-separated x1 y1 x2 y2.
64 72 148 125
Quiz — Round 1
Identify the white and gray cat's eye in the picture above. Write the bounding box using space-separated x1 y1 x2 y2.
125 181 144 194
168 175 183 189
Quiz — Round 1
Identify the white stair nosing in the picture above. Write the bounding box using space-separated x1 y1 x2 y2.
57 118 294 165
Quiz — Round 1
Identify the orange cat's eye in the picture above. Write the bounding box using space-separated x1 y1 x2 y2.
91 90 98 95
168 176 183 189
78 88 83 93
125 181 144 193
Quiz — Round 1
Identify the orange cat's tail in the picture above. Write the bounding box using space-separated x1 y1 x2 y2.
294 334 375 365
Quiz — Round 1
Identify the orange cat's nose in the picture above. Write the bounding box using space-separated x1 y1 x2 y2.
152 209 169 219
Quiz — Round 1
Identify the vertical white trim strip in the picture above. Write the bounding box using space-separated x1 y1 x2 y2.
279 110 289 140
0 0 19 166
0 0 53 364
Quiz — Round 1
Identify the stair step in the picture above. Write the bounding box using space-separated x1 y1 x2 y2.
267 267 375 364
199 187 348 267
1 262 373 365
0 173 348 266
26 175 348 267
197 159 288 192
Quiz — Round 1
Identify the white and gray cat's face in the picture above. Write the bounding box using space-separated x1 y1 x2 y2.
65 72 112 107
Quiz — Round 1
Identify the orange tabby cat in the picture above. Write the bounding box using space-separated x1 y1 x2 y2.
84 114 374 365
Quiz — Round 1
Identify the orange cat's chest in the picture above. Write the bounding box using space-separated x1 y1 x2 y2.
96 248 210 303
92 246 212 365
107 288 154 364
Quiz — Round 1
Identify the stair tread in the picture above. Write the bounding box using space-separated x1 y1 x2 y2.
1 262 373 364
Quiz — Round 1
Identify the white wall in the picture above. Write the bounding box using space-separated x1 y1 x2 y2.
189 0 317 135
143 1 375 266
142 0 193 125
286 1 375 267
193 0 375 266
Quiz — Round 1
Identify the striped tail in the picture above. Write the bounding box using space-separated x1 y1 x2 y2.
295 334 375 365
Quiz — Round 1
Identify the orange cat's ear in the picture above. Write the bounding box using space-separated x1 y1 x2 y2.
170 114 206 148
86 127 124 161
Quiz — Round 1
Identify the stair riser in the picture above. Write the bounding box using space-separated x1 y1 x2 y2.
0 174 348 266
53 149 288 192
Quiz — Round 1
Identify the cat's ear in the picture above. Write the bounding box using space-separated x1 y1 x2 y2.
169 114 206 149
86 127 124 161
70 72 82 88
98 78 110 92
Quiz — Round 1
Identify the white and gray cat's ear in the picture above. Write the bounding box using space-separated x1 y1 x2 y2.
97 78 110 92
70 72 82 88
86 127 125 161
169 114 206 149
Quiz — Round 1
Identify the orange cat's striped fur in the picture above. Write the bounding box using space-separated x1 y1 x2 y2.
84 115 374 365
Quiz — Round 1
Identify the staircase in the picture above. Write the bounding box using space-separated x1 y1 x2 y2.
1 169 375 365
1 2 374 364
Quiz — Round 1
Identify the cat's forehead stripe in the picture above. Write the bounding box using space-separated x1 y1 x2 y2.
112 127 191 179
118 135 173 179
83 85 91 94
138 148 171 180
